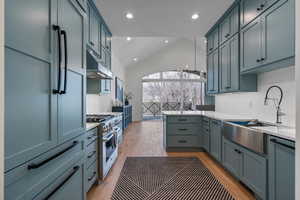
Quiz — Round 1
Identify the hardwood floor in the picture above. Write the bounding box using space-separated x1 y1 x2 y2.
87 120 255 200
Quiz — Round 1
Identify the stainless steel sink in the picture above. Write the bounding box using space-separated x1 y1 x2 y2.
223 120 273 155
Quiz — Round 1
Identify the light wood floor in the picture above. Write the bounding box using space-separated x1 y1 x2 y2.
87 120 255 200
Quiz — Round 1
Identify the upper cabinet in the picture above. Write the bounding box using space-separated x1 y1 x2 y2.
219 5 239 44
241 0 295 73
207 49 219 94
207 27 219 54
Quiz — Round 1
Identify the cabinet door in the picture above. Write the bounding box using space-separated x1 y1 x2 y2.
212 50 219 93
269 137 295 200
229 5 239 37
241 148 267 200
220 41 230 92
222 139 242 178
220 17 230 44
58 70 85 144
59 0 86 71
202 131 210 152
209 120 222 162
260 0 295 66
4 0 58 171
89 7 99 53
207 28 219 53
240 18 262 72
240 0 265 27
207 53 214 92
228 35 239 91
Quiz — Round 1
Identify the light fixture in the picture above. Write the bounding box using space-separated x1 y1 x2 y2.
191 13 199 20
125 12 134 19
164 40 169 44
126 37 132 41
133 57 138 62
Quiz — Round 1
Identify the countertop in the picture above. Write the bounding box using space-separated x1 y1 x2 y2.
86 123 100 131
162 111 296 141
87 112 123 116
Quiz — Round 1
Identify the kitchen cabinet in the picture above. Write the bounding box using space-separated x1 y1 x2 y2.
201 117 210 152
87 2 100 54
220 34 257 92
209 119 222 162
219 4 239 44
101 79 111 94
268 136 295 200
112 105 132 130
222 138 242 178
241 0 295 74
222 138 267 200
207 27 219 54
207 49 219 94
100 23 112 70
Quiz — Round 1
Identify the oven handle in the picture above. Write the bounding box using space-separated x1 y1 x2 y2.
114 127 121 132
103 133 114 142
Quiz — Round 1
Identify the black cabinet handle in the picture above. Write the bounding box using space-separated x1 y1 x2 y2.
178 140 187 143
43 166 80 200
260 4 265 8
90 41 95 46
256 59 261 62
261 57 265 61
52 25 62 94
60 30 68 95
270 139 295 150
88 172 97 181
225 33 230 38
234 149 242 154
257 7 261 11
209 48 213 51
28 141 78 170
87 151 96 158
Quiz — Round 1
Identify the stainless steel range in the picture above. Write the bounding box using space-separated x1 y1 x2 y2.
86 114 120 180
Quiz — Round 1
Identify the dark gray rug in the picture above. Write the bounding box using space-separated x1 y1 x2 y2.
112 157 235 200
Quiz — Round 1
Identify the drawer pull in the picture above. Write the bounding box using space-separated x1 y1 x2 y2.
234 149 242 154
87 135 97 140
88 172 97 181
270 139 295 150
178 128 188 131
43 166 80 200
87 151 96 158
28 141 78 170
178 140 187 143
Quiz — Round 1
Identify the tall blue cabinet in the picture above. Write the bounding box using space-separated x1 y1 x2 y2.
5 0 86 199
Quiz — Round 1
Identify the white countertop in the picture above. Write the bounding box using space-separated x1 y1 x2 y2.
87 112 123 116
162 111 296 141
86 123 100 131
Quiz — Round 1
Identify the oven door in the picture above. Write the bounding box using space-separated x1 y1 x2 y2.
103 132 117 162
114 127 123 144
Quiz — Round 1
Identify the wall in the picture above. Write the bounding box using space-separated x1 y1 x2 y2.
215 66 296 127
125 38 206 121
295 0 300 197
0 0 4 198
86 39 126 114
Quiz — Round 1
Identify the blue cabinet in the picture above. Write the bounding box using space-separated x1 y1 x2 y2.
268 136 295 200
241 0 295 74
209 119 222 162
222 138 267 200
207 49 219 94
219 3 239 44
112 105 132 130
207 27 219 54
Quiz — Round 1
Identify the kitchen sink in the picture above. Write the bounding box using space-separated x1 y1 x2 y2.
229 120 276 127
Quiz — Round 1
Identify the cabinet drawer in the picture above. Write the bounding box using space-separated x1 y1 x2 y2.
86 128 98 146
167 116 201 124
167 124 201 135
86 140 97 168
86 161 98 192
5 136 84 200
33 159 84 200
168 135 200 147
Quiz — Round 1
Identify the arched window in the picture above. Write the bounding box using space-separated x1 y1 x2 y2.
142 71 205 120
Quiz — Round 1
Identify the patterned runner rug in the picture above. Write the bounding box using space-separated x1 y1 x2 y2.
112 157 235 200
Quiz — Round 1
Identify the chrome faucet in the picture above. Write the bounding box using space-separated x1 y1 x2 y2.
264 85 285 124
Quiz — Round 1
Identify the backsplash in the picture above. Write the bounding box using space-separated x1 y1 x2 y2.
215 66 296 127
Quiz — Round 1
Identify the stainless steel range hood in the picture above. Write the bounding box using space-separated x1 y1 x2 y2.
86 49 113 80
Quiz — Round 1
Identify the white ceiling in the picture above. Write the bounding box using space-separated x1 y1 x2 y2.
96 0 234 37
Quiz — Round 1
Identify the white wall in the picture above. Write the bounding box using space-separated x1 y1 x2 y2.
0 0 4 198
295 0 300 197
125 38 206 121
86 39 126 114
215 66 296 127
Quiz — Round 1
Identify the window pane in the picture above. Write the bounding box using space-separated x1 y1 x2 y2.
142 72 160 79
162 71 181 79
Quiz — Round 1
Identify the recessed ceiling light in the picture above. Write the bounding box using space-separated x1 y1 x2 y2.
126 37 132 41
164 40 169 44
133 57 138 62
191 13 199 20
126 12 134 19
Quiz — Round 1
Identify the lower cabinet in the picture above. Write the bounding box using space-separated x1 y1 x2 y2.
222 138 267 200
5 136 85 200
268 136 295 200
209 119 222 162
